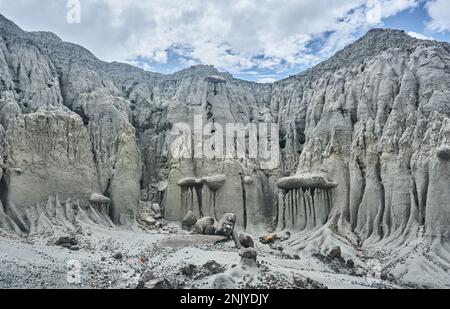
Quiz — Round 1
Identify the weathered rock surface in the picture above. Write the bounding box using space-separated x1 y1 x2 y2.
181 211 198 230
193 216 215 234
0 15 449 286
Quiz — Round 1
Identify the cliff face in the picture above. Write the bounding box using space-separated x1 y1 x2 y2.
0 15 449 284
274 29 450 240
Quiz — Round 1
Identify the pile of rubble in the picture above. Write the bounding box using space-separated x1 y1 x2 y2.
138 202 177 233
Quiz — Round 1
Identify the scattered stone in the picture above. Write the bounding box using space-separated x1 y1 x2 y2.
238 233 255 248
260 233 278 244
144 216 157 226
151 203 161 213
437 145 450 160
180 264 197 277
327 246 341 259
55 237 78 249
168 226 178 234
140 271 155 282
137 276 173 289
212 274 236 289
293 274 328 289
136 271 156 289
346 259 355 268
203 260 225 275
113 252 123 260
239 247 257 261
381 271 396 282
278 231 291 241
270 243 284 251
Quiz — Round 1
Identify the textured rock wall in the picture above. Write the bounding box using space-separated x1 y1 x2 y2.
0 14 448 259
0 15 141 230
273 30 450 246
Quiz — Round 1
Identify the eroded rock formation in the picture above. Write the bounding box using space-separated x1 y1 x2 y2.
0 15 449 285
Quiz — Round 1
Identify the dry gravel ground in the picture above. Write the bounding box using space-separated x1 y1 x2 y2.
0 223 411 289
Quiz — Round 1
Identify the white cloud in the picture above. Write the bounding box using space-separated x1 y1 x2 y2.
407 31 433 40
0 0 419 75
426 0 450 32
366 0 417 24
256 77 278 84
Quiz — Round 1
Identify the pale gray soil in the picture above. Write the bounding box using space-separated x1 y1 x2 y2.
0 224 408 289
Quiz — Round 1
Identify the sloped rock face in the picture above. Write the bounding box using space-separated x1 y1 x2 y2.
0 15 141 231
0 15 449 284
271 29 450 286
2 110 99 210
274 29 450 245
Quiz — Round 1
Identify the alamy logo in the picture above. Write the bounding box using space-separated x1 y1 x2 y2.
169 115 280 170
66 0 81 24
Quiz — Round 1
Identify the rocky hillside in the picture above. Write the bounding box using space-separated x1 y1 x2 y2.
0 14 449 286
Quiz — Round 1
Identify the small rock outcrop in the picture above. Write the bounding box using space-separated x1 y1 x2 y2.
437 145 450 160
215 213 237 238
89 194 111 217
193 216 215 234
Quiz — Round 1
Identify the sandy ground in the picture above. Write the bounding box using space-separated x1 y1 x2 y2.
0 222 410 289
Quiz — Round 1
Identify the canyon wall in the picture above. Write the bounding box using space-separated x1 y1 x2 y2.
0 13 448 269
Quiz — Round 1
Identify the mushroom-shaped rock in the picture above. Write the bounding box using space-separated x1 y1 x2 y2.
202 174 226 191
277 172 338 190
437 145 450 160
89 193 111 204
177 177 203 187
89 193 111 217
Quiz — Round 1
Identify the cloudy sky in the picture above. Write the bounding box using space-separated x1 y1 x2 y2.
1 0 449 82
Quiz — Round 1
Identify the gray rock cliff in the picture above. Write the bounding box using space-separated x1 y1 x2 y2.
0 15 448 285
